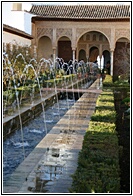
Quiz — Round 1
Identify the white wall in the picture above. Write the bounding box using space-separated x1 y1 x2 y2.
24 12 33 35
3 31 31 46
2 2 33 35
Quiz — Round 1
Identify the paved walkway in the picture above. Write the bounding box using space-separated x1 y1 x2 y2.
3 79 102 193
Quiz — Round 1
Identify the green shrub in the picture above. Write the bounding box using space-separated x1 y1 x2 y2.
70 79 120 193
103 74 129 88
121 97 130 106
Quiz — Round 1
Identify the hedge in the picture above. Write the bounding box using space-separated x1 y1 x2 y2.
69 76 120 193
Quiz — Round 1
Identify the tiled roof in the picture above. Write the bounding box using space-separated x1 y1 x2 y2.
3 24 33 39
29 4 130 19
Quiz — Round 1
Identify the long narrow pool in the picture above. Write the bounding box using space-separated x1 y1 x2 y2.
3 98 76 182
3 79 94 184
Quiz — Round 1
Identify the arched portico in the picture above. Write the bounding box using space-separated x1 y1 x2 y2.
34 27 130 77
76 31 110 69
31 4 130 76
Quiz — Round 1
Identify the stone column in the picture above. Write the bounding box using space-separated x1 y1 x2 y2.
72 48 76 62
99 44 103 70
86 56 89 63
99 54 103 71
99 56 102 70
110 50 114 76
72 27 76 61
53 47 56 68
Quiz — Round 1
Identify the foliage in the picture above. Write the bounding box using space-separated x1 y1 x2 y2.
3 90 16 105
103 75 130 88
121 97 130 107
70 86 120 193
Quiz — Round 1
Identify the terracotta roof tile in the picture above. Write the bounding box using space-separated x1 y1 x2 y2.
29 5 130 19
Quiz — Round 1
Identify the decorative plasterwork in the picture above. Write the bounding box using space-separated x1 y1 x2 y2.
102 45 110 52
78 44 86 50
56 28 72 41
37 28 53 39
76 28 111 43
89 44 100 49
115 29 130 42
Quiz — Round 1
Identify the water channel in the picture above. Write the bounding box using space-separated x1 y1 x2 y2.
3 97 77 182
3 79 93 185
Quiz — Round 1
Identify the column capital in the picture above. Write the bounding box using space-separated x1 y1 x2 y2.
110 48 114 52
99 54 103 59
72 47 76 51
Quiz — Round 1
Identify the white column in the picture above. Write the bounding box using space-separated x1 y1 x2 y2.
99 57 101 70
99 45 102 70
53 48 56 68
110 50 114 76
72 49 75 62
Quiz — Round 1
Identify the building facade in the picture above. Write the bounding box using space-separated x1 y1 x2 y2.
30 4 130 76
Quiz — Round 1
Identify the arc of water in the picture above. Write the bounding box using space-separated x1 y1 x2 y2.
5 53 29 160
53 72 61 120
63 75 71 130
54 82 60 119
23 64 47 135
10 66 25 159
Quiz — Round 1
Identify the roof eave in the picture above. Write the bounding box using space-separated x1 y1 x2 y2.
32 16 130 23
3 24 33 40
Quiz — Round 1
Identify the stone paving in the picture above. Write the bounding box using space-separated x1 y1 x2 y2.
3 79 102 193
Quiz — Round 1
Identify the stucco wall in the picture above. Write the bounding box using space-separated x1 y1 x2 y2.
3 31 31 46
38 36 52 59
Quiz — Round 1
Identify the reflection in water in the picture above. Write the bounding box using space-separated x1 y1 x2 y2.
3 98 75 183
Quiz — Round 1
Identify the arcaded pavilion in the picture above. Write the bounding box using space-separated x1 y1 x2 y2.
29 4 130 77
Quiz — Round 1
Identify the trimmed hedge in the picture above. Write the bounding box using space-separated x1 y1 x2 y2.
70 76 120 193
103 74 130 88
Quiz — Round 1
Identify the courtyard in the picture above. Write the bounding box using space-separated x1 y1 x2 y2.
2 2 130 194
